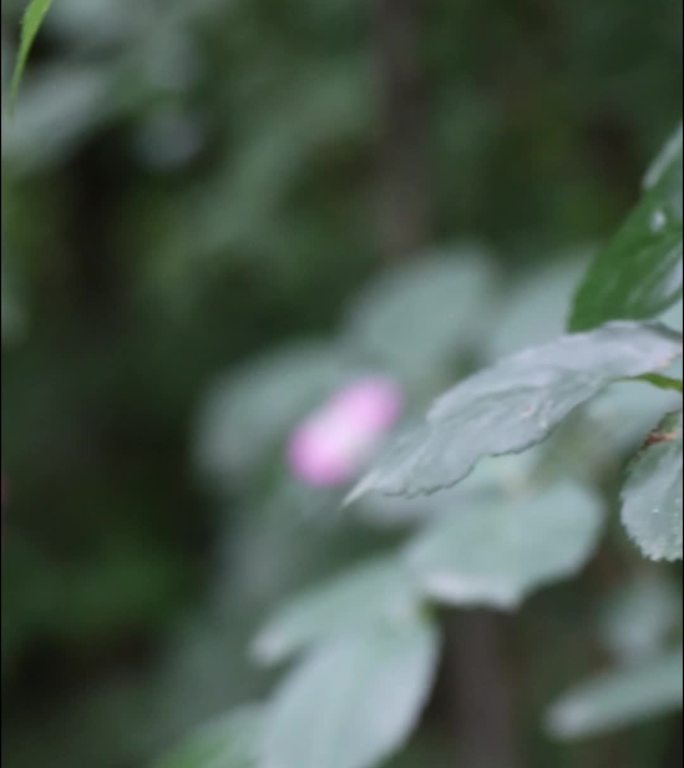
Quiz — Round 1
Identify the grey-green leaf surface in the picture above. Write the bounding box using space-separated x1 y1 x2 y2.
403 484 603 609
252 557 421 666
347 323 682 500
570 125 683 331
10 0 54 108
621 411 683 561
547 650 683 740
155 707 263 768
343 249 497 385
262 615 439 768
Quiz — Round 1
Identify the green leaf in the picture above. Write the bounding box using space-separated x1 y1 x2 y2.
570 125 683 331
252 557 421 666
343 249 497 384
347 323 682 500
262 615 439 768
155 708 263 768
621 411 683 561
403 484 603 610
10 0 54 109
547 650 683 740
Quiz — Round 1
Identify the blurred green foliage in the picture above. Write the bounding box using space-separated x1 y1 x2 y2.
8 0 53 106
1 0 682 766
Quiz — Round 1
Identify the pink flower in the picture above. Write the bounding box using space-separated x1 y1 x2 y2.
287 377 404 488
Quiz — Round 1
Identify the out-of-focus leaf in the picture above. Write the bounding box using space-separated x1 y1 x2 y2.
155 707 263 768
570 126 683 331
9 0 53 108
583 380 682 458
355 450 542 529
343 249 497 384
487 253 590 360
347 323 682 500
621 411 683 561
262 615 439 768
194 343 351 485
662 298 684 333
547 649 684 740
404 484 603 610
252 556 421 666
599 572 682 664
132 107 205 172
3 64 113 173
183 62 372 261
47 0 151 48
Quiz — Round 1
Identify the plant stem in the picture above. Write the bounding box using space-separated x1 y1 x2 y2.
445 611 519 768
375 0 431 261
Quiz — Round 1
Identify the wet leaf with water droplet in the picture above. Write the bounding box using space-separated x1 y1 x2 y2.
347 323 682 500
570 125 683 331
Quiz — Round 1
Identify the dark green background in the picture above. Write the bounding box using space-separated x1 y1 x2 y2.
1 0 682 766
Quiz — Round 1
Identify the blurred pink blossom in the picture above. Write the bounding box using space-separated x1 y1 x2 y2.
287 377 404 488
